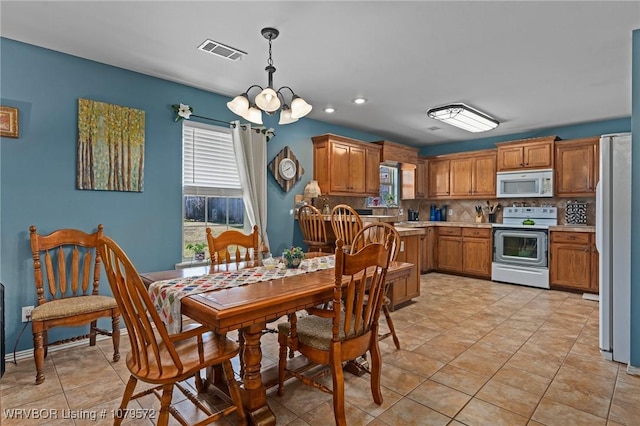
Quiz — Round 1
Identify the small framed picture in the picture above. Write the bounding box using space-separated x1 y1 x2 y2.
0 106 19 138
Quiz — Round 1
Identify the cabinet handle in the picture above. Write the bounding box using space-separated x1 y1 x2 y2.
584 248 590 252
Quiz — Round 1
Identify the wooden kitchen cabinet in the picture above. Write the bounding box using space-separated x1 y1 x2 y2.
389 234 421 310
436 226 492 278
449 151 497 198
496 136 558 171
461 228 492 277
415 157 427 198
312 134 381 196
555 137 599 197
365 147 382 194
550 231 598 293
421 226 435 273
428 158 450 198
436 227 462 272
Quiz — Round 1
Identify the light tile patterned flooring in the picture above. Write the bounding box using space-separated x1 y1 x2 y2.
2 273 640 425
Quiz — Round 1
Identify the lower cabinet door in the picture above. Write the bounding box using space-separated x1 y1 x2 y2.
550 243 592 291
437 236 462 272
462 238 491 277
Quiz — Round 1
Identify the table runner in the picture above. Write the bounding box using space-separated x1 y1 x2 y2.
149 255 335 333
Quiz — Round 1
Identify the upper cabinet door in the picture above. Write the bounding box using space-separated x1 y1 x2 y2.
555 137 599 196
415 158 427 198
450 157 473 197
472 153 497 197
497 146 525 170
523 141 554 169
330 141 352 193
496 136 557 171
428 159 451 198
365 147 381 195
347 144 367 193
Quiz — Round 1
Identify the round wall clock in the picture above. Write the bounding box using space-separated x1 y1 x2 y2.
268 146 304 192
279 158 297 180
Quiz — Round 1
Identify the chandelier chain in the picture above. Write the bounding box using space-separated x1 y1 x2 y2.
267 37 273 67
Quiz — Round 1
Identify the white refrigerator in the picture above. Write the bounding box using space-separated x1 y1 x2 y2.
596 132 632 364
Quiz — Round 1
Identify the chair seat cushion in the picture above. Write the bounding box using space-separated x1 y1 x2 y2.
278 314 362 350
31 295 118 321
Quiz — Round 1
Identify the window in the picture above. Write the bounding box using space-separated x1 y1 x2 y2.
182 121 246 260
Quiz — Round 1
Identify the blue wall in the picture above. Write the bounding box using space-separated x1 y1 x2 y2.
630 29 640 369
0 38 386 351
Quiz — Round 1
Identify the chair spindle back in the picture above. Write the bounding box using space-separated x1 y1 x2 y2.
30 225 104 305
98 236 182 376
206 225 259 265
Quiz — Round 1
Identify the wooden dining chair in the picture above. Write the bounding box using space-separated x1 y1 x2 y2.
206 224 259 265
206 224 260 377
277 236 394 426
330 204 363 251
297 204 333 253
29 224 120 385
351 223 402 349
98 235 246 426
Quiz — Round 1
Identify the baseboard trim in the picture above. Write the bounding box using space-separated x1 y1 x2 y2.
10 329 128 362
626 364 640 376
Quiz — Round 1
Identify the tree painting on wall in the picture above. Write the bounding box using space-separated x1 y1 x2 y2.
77 98 145 192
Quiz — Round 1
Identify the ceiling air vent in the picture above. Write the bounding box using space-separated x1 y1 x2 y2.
198 39 246 61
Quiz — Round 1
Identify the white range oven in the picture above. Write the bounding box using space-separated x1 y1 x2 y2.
491 207 557 289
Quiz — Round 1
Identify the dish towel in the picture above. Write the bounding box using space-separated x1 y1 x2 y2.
149 255 335 334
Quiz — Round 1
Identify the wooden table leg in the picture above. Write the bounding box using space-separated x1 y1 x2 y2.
241 322 276 426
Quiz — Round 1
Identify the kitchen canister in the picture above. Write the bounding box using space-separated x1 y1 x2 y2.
565 200 587 225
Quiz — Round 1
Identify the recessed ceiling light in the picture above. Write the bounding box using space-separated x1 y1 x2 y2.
353 98 367 104
324 107 336 113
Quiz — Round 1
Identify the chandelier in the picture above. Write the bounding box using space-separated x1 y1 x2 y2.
227 27 312 125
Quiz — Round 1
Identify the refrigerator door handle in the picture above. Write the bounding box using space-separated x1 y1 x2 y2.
595 181 602 253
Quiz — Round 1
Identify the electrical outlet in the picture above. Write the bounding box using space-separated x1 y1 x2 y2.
449 209 453 216
22 305 34 322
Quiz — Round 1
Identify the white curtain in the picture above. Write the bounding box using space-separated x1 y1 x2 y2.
231 121 270 253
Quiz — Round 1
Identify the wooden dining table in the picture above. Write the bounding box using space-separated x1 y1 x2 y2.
140 253 413 426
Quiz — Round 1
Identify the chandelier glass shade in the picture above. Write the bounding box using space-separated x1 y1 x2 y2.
227 28 312 125
427 104 499 133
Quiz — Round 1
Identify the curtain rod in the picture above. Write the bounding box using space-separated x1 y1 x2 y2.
188 114 273 139
189 114 239 128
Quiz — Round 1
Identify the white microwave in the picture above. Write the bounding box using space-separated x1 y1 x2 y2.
496 169 553 198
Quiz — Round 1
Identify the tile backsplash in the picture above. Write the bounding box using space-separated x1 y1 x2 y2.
402 197 595 225
315 196 595 226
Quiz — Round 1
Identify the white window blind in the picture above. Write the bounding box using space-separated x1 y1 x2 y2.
182 121 242 196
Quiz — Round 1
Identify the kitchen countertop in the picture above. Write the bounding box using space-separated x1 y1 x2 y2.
395 221 493 228
396 221 595 232
394 226 426 237
549 225 595 232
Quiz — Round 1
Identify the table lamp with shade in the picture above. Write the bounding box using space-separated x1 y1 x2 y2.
303 180 322 208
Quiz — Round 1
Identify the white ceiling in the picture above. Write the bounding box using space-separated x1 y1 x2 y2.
1 1 638 146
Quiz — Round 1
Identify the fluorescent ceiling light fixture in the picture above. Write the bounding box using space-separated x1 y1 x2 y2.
324 107 336 113
426 104 499 133
353 98 367 104
227 27 311 125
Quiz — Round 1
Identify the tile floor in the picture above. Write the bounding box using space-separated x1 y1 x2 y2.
2 273 640 425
